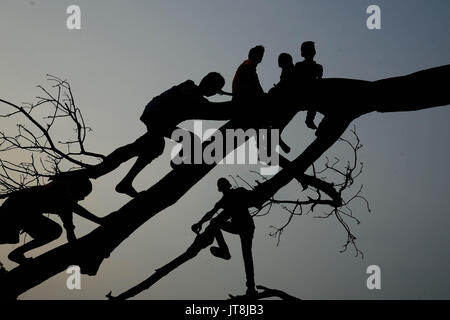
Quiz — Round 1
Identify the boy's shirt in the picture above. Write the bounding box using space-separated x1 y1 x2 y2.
2 183 73 214
140 80 207 133
215 187 254 228
294 60 323 81
232 60 264 101
0 182 77 237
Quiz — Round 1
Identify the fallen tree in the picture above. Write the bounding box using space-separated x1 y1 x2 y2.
0 65 449 299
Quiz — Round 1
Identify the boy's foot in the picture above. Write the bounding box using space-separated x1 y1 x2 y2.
210 247 231 260
8 251 33 265
115 183 139 197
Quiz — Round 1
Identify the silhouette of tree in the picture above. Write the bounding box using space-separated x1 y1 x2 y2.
0 75 104 197
0 65 449 300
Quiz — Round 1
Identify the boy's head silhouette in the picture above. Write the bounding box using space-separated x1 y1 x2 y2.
217 177 232 193
278 52 293 69
199 72 225 97
54 177 93 201
248 45 265 64
72 178 93 200
301 41 316 60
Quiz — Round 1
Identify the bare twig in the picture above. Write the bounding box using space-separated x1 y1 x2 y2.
243 127 369 256
0 75 104 196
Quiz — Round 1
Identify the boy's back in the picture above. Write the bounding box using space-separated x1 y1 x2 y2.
140 80 207 132
1 182 76 220
232 60 264 100
218 187 254 227
294 60 323 82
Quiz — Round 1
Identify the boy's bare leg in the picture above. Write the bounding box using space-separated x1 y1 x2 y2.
239 229 256 295
89 141 142 179
52 134 146 181
115 155 152 197
115 134 165 197
8 217 62 264
209 220 233 260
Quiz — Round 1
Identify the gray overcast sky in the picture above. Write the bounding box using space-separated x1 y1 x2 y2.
0 0 450 299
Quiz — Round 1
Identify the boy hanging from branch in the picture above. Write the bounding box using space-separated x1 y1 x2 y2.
191 177 257 296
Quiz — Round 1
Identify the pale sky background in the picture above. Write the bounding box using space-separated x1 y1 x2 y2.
0 0 450 299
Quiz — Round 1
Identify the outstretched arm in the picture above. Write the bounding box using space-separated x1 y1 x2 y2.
73 204 103 225
191 202 222 234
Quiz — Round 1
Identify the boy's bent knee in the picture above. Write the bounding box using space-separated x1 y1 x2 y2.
26 220 63 241
48 223 63 240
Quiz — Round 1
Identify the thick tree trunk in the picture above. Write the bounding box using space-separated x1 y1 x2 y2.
297 64 450 117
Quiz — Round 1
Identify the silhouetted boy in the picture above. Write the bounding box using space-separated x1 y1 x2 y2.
277 52 294 87
294 41 323 130
0 179 103 264
191 178 257 296
232 45 265 102
232 45 285 155
265 52 296 154
76 73 226 197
